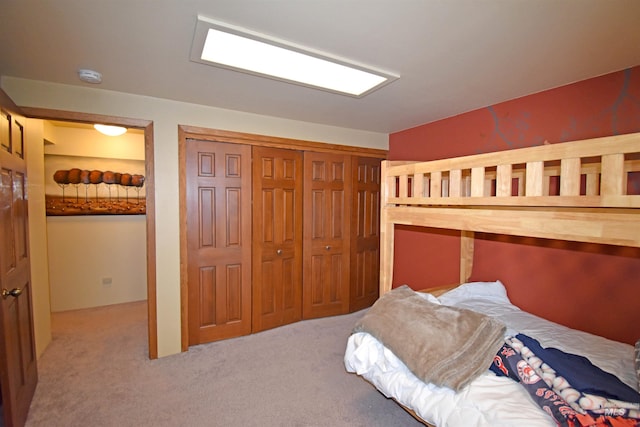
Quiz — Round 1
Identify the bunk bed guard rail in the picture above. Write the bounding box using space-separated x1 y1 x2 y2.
379 132 640 294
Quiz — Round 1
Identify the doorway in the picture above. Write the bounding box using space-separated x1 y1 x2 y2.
20 107 158 359
44 121 147 312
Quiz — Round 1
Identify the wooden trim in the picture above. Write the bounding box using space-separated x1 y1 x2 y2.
0 88 23 112
20 107 151 129
386 206 640 248
19 107 159 359
143 121 158 360
386 194 640 208
178 126 189 352
179 125 388 158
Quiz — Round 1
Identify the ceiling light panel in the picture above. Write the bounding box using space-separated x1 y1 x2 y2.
190 15 398 97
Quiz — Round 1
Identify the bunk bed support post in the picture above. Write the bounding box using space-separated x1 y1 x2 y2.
460 230 474 283
380 160 394 295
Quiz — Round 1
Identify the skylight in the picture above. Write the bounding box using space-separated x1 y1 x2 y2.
190 16 398 97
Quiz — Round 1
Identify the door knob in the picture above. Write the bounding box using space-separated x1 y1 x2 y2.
276 249 283 255
1 288 23 299
325 245 331 250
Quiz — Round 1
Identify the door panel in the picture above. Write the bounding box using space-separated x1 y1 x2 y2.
186 140 252 344
252 146 302 332
0 91 37 427
302 152 351 318
350 157 382 312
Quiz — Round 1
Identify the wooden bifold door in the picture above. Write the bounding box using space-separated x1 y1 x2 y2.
184 134 383 346
251 146 303 332
349 156 381 312
186 140 252 345
302 151 351 319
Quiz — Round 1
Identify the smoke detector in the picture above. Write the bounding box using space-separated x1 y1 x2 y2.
77 69 102 84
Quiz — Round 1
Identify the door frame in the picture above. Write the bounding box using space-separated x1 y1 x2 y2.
20 107 158 359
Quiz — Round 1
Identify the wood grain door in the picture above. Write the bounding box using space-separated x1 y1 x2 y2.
350 156 382 312
252 146 302 333
186 140 252 344
0 91 37 427
302 152 351 319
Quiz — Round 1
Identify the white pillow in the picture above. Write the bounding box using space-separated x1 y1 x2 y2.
415 290 441 305
438 280 638 391
438 280 511 306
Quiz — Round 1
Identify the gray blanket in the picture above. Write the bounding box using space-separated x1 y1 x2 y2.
353 285 505 392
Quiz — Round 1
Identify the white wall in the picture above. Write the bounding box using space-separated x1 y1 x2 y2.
47 215 147 311
1 76 389 358
43 121 145 160
25 119 52 358
42 122 147 312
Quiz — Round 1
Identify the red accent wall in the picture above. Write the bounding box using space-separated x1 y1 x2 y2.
389 66 640 345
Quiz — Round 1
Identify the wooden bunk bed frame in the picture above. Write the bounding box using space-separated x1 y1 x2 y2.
380 132 640 296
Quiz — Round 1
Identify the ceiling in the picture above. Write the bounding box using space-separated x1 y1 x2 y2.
1 0 639 134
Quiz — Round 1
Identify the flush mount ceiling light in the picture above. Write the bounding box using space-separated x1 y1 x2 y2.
94 124 127 136
190 15 398 97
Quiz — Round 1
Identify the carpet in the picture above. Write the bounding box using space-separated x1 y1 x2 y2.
26 301 423 427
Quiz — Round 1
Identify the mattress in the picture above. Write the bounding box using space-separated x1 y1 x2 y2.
344 281 638 427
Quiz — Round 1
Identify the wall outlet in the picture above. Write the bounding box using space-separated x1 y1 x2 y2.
101 277 113 286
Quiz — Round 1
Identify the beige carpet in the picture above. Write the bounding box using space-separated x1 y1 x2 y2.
26 301 422 427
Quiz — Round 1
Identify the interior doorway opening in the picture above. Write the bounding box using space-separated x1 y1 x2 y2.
44 121 147 313
21 108 157 359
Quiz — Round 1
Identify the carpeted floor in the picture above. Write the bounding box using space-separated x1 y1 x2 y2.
26 301 422 427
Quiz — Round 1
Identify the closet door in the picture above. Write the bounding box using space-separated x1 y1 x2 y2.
252 146 303 332
186 140 252 344
302 152 351 319
350 156 382 312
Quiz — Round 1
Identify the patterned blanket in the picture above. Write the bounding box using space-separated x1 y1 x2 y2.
492 334 640 427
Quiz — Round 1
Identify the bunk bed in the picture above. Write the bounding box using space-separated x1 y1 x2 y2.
344 132 640 426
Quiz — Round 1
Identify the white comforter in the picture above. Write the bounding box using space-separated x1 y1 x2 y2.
344 281 638 427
